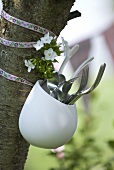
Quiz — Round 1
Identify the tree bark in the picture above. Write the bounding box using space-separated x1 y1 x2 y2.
0 0 76 169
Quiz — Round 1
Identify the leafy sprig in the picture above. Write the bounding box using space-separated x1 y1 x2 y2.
24 33 106 104
41 63 106 104
24 33 62 79
30 58 55 79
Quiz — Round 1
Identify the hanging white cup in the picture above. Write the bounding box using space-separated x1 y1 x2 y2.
19 81 77 149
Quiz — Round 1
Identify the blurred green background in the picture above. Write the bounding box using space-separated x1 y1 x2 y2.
24 77 114 170
24 0 114 169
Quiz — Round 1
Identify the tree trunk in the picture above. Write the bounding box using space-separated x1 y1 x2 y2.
0 0 77 169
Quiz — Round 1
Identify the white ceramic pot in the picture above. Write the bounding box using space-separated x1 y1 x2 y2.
19 81 77 149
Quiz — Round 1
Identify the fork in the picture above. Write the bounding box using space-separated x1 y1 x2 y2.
68 63 106 105
66 66 89 104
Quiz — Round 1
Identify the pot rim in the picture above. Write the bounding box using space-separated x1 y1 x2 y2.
37 80 76 108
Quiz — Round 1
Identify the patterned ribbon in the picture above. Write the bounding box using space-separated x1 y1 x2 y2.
0 36 36 48
0 68 33 86
0 10 56 48
1 10 56 37
0 10 56 85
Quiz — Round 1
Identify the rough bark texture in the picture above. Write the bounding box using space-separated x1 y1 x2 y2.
0 0 76 169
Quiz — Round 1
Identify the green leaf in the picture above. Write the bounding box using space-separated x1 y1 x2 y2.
107 140 114 151
53 59 59 63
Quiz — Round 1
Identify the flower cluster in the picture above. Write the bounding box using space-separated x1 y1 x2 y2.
25 32 62 79
24 33 106 104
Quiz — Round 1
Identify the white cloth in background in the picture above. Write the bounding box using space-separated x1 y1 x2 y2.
58 0 114 44
0 0 3 19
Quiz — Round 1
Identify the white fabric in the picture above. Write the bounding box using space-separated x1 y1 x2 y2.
58 0 114 44
0 0 3 19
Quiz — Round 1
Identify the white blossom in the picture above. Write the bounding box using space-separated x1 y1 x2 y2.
24 60 35 72
44 48 57 61
41 32 53 44
0 0 3 19
33 40 44 51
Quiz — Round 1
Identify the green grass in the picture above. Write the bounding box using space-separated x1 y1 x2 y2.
24 77 114 170
24 146 58 170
